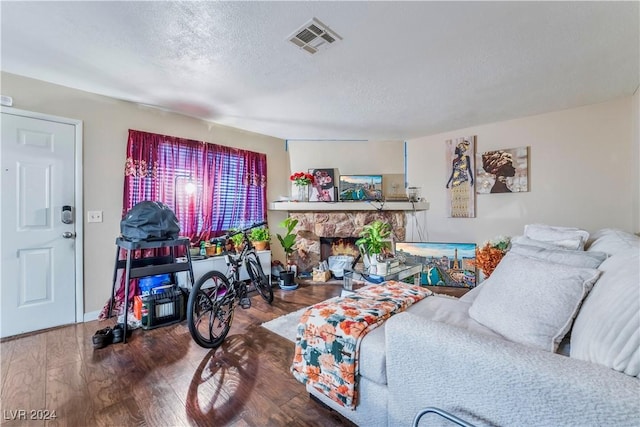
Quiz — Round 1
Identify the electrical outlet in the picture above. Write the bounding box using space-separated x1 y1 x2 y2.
87 210 103 223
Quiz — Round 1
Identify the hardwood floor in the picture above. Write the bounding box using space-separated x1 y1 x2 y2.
1 284 355 427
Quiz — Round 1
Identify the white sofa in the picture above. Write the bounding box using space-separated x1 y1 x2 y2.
307 227 640 426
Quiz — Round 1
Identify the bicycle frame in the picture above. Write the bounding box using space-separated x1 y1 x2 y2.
187 221 272 348
221 224 266 298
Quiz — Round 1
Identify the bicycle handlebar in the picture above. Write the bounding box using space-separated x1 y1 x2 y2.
223 221 268 239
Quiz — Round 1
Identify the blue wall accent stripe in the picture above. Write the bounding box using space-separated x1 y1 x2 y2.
404 141 408 188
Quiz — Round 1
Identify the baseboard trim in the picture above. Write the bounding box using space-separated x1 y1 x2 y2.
83 310 100 322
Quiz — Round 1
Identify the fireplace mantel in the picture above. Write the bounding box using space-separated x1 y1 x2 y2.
268 201 429 212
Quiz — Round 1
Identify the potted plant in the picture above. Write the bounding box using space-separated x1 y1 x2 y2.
356 220 392 273
228 227 245 252
276 217 298 288
249 226 270 251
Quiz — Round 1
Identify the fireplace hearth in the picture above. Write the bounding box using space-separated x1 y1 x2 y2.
287 211 406 273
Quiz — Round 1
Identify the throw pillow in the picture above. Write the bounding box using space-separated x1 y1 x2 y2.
570 250 640 377
511 235 584 251
585 228 640 256
468 252 601 352
509 243 607 269
524 224 589 250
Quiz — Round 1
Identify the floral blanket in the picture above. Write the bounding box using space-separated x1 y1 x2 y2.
290 280 432 409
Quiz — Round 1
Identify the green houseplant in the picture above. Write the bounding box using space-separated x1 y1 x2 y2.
276 217 298 266
228 227 244 252
276 217 298 288
356 220 392 272
249 226 271 251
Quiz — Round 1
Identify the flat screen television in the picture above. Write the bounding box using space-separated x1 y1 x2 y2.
338 175 383 201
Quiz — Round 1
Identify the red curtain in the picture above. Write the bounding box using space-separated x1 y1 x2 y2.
122 129 267 241
99 130 267 320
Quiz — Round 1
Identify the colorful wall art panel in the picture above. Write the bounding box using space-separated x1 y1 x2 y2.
445 136 476 217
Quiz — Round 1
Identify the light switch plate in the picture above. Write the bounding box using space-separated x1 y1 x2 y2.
87 210 103 223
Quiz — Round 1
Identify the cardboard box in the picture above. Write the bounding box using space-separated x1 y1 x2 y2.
312 270 332 282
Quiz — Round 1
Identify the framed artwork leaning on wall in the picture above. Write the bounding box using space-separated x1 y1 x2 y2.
395 242 477 288
308 168 336 202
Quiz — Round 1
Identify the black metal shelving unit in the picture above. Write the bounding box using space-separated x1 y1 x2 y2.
109 237 195 343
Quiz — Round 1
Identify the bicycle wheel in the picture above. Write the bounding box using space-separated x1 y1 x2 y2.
246 254 273 303
187 270 235 348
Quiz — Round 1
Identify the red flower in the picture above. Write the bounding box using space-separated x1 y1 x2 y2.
290 171 314 186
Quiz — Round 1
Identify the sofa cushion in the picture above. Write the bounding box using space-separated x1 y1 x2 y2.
459 282 484 303
570 248 640 377
585 228 640 256
468 252 601 352
510 243 607 269
358 295 500 385
524 224 589 250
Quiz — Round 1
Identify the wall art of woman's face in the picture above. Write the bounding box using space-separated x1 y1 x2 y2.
476 146 529 194
482 151 515 177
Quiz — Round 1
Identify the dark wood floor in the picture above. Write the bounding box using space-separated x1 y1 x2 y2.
0 284 355 427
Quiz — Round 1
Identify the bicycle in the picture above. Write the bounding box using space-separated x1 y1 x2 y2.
187 222 274 348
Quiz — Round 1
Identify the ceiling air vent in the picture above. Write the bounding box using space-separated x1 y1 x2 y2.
288 18 342 55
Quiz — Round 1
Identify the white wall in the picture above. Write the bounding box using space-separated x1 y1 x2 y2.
1 72 288 314
406 97 637 245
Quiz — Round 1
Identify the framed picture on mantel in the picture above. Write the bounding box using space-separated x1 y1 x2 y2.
308 168 336 202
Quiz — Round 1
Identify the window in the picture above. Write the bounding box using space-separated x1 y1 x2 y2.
123 130 267 242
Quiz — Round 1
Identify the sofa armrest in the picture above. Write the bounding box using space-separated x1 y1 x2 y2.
385 312 640 427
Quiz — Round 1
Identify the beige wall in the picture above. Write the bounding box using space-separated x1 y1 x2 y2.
405 96 638 244
288 139 404 175
287 139 405 199
288 97 638 244
1 72 288 315
3 70 636 316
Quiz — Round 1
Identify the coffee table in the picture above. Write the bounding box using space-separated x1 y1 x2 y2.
341 263 422 296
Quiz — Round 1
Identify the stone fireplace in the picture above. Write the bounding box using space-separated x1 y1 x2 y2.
288 211 406 273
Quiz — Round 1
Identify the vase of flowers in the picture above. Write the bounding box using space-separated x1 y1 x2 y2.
290 171 314 202
475 235 511 279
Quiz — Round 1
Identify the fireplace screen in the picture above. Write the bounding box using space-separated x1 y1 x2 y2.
320 237 360 262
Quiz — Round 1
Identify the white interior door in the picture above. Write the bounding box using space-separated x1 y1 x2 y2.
1 110 79 337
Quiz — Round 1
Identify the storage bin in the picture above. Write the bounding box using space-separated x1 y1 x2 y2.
312 269 332 282
139 274 171 295
140 286 185 329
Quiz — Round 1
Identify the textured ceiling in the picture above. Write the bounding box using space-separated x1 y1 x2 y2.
1 1 638 141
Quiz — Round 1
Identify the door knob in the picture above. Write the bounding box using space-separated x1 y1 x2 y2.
62 231 76 239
